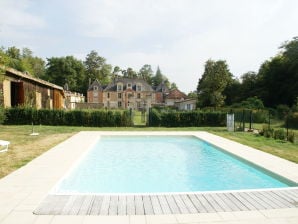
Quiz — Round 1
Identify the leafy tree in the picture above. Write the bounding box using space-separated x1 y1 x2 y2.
223 78 242 105
231 97 264 109
112 66 121 79
2 46 45 77
197 59 233 108
256 37 298 107
5 46 23 71
188 91 197 98
46 56 86 93
170 82 178 90
126 67 137 78
84 50 111 85
139 64 153 85
19 47 45 78
0 47 9 67
240 72 259 99
257 55 290 107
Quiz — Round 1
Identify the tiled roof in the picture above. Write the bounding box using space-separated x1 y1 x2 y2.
166 89 187 99
3 66 63 90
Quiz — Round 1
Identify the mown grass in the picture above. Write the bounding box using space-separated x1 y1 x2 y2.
0 124 297 179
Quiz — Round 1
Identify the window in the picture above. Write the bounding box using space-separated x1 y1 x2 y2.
118 101 122 108
127 83 132 89
93 86 98 91
118 93 122 99
107 92 110 98
137 102 141 108
187 104 191 110
117 84 122 91
136 83 142 91
137 93 141 99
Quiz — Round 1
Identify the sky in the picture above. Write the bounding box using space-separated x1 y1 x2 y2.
0 0 298 93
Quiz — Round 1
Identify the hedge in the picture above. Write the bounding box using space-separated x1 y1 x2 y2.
149 109 226 127
287 112 298 129
4 107 133 127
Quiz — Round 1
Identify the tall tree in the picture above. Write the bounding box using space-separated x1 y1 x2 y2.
170 82 178 90
84 50 112 85
112 66 121 79
152 66 163 86
126 67 137 78
46 56 86 93
2 46 45 77
223 78 242 105
197 59 233 108
5 46 22 71
139 64 153 85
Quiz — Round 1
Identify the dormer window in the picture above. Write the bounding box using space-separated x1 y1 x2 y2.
127 83 132 89
137 84 142 91
117 83 123 91
93 86 98 91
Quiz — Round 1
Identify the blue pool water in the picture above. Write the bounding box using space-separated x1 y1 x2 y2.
54 136 295 193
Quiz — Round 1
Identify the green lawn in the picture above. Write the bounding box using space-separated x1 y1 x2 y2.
0 125 297 179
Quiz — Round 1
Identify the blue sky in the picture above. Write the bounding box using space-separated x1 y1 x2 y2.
1 0 298 93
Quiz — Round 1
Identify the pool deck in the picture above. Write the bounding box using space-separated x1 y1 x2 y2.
0 131 297 224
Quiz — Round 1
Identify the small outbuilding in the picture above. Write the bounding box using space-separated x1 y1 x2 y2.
0 66 64 109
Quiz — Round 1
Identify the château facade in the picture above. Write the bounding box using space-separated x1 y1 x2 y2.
87 78 194 110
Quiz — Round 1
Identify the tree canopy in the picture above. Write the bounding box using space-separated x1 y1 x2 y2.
197 59 232 108
2 36 298 109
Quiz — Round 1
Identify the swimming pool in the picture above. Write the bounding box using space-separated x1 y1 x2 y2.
53 135 295 194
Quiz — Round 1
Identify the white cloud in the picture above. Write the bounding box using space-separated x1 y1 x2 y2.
0 0 44 29
0 0 45 39
1 0 298 93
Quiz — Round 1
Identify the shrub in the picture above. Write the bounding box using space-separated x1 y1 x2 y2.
252 110 268 123
287 131 295 143
273 129 286 140
276 104 290 120
261 125 274 138
0 90 5 124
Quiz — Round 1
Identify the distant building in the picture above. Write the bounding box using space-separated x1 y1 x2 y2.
87 78 196 110
64 90 85 110
174 98 197 111
154 81 169 105
87 78 155 110
164 89 188 106
0 66 64 109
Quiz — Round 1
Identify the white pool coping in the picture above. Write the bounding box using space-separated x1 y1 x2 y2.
0 131 297 224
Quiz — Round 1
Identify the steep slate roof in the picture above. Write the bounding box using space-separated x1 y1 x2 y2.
87 79 103 91
104 78 154 91
166 89 187 100
155 81 169 93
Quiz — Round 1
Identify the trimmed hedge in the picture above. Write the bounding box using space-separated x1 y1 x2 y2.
4 107 132 127
149 109 226 127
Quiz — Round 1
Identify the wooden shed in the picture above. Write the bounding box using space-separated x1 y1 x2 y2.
0 66 64 109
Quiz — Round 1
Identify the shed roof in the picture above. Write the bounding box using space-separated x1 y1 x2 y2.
2 66 63 91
